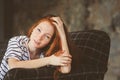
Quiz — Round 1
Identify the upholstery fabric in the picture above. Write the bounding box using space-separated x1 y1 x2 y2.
3 30 110 80
59 30 110 80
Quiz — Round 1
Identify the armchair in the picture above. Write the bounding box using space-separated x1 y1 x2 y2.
3 30 110 80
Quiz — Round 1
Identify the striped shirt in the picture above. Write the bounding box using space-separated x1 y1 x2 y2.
0 36 44 80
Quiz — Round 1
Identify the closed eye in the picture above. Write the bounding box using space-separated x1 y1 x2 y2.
37 28 41 32
45 35 50 39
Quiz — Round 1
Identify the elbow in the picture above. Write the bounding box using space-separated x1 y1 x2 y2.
60 68 71 74
9 63 18 70
61 70 71 74
8 58 20 69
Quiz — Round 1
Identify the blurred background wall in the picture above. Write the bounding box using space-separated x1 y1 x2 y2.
0 0 4 41
0 0 120 80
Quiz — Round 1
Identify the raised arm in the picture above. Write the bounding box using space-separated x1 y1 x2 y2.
51 17 72 73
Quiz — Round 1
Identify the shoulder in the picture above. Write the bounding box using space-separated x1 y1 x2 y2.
9 35 28 42
8 35 29 46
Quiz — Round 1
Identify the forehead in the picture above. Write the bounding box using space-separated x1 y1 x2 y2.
37 20 53 28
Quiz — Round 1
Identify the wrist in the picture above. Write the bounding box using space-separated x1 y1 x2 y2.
47 56 51 65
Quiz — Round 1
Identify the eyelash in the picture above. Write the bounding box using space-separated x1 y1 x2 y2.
45 35 50 39
37 28 41 32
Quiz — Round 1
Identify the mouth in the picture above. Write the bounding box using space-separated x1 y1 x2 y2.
34 39 40 45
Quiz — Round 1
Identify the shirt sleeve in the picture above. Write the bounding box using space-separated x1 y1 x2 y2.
4 36 23 61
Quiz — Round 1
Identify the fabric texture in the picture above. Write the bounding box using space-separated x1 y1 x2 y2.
0 36 44 80
58 30 110 80
2 30 110 80
0 36 30 80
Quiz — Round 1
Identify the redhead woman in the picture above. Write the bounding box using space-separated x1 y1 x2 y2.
0 15 72 80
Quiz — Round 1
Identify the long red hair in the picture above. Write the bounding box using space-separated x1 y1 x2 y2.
27 15 70 80
27 16 62 57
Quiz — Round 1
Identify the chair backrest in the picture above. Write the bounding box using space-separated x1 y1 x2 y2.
69 30 110 70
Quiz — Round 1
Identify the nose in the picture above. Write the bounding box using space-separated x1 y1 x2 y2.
37 33 43 41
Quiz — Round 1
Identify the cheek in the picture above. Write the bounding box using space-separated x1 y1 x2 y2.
41 40 51 47
44 40 50 45
31 29 38 35
30 31 38 39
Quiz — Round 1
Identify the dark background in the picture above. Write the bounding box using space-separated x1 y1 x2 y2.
0 0 120 80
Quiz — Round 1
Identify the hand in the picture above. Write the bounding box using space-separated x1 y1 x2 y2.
51 17 65 35
49 50 72 66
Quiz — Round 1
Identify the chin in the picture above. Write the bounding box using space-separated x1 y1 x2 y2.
35 45 45 49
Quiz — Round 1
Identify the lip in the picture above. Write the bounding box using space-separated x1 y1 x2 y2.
34 39 40 45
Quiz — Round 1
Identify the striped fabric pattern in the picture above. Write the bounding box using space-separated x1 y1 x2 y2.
0 36 30 80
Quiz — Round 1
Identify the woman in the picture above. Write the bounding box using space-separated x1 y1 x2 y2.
0 15 72 80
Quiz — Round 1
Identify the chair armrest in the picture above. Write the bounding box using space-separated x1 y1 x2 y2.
4 67 55 80
58 64 106 80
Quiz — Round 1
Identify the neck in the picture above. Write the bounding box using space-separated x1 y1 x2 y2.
27 42 41 56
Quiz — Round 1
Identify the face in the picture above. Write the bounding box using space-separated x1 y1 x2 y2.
29 21 54 49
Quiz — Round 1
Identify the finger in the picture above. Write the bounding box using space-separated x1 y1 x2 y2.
60 61 71 66
51 17 61 21
60 57 72 63
64 58 72 62
61 55 72 58
62 60 71 64
63 54 72 58
51 17 63 25
51 17 59 23
68 55 72 58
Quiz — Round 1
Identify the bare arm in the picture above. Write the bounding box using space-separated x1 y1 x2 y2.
8 52 71 69
59 32 72 73
8 57 50 69
51 17 72 73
